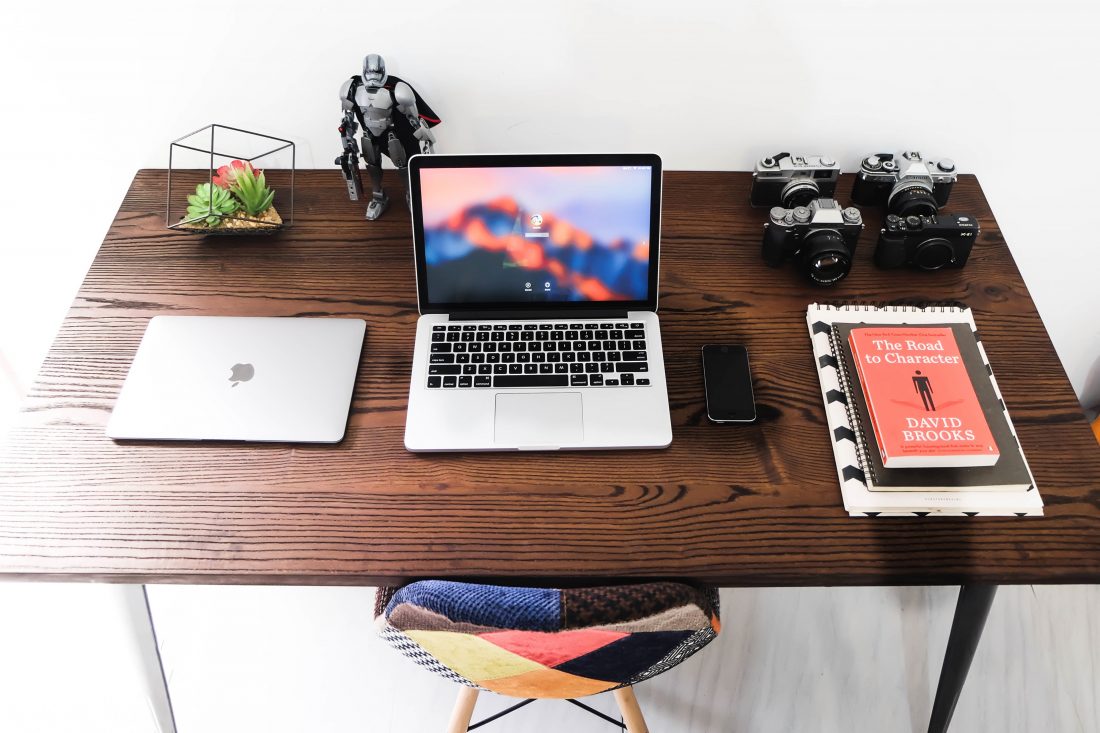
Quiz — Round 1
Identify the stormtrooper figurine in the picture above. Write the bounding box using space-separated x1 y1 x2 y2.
336 54 441 220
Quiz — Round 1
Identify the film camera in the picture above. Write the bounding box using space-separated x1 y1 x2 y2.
750 153 841 208
851 151 957 216
762 199 863 285
874 213 980 270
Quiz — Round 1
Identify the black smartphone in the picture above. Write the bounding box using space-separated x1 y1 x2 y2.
701 345 756 423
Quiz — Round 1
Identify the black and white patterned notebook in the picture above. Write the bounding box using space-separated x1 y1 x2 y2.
807 303 1042 517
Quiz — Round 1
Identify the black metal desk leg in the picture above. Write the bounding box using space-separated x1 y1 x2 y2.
927 584 998 733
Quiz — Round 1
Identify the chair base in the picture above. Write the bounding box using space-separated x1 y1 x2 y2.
447 685 650 732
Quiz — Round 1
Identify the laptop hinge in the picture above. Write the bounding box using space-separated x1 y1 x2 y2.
450 309 629 321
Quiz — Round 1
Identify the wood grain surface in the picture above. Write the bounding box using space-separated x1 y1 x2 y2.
1 170 1097 587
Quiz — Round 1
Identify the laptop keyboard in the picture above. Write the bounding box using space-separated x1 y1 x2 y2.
425 321 652 389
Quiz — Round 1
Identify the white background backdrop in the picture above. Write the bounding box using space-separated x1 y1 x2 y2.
1 2 1098 732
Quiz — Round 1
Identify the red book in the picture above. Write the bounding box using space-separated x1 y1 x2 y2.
848 326 999 468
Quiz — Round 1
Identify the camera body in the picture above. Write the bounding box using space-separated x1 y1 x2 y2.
874 213 980 270
751 153 841 208
852 151 957 216
762 198 863 285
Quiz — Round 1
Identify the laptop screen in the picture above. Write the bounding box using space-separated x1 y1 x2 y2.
410 154 661 313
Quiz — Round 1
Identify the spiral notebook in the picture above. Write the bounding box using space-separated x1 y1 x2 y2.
807 303 1042 517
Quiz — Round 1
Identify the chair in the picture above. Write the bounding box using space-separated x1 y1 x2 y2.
375 580 720 732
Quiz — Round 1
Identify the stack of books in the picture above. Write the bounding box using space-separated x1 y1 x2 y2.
807 303 1042 517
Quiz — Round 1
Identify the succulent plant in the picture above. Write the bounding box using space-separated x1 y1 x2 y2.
213 159 257 189
230 166 276 216
186 182 238 226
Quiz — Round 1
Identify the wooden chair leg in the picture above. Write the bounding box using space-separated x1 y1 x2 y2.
612 686 650 733
445 686 480 733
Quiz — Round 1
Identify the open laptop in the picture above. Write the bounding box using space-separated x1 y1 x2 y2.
403 153 672 451
107 316 365 443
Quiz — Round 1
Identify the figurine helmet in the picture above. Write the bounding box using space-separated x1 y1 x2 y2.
362 54 388 90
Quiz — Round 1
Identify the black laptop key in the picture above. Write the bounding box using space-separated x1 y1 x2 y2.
595 330 608 340
632 340 646 350
590 374 604 386
555 363 568 374
494 374 569 388
536 331 549 341
539 363 553 374
606 378 619 386
630 322 644 328
608 351 621 361
491 331 504 341
463 365 477 375
622 351 647 361
538 324 553 330
429 365 461 376
443 376 457 388
433 325 446 332
468 343 482 353
478 364 492 375
610 330 623 340
524 364 538 374
617 340 631 351
532 352 546 363
563 352 576 362
431 343 452 353
569 323 583 329
446 332 460 342
517 353 531 363
430 354 455 364
502 353 515 363
587 341 600 351
483 342 497 352
615 362 648 372
602 340 615 351
569 363 583 373
476 332 489 342
487 353 500 363
508 324 523 331
593 351 606 361
600 362 613 372
580 330 594 340
506 331 519 341
547 352 561 363
461 332 475 342
570 374 589 386
636 378 650 386
447 325 461 331
453 343 467 353
572 341 585 351
494 364 507 374
499 342 512 352
521 331 534 341
462 325 477 332
458 376 472 388
625 330 645 339
471 354 485 364
509 364 522 374
513 342 526 352
585 362 599 373
554 324 568 330
456 354 470 364
528 342 541 352
477 324 491 331
524 324 538 331
566 330 579 340
474 376 492 387
577 352 591 362
551 331 564 341
431 332 445 342
620 373 635 386
493 324 507 331
427 376 442 388
559 341 572 351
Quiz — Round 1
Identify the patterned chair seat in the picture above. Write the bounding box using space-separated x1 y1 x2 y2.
376 580 720 699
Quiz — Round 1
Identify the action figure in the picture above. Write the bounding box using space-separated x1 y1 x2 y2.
336 54 441 220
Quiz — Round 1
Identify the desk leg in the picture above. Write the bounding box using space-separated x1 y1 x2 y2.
141 585 179 733
927 584 997 733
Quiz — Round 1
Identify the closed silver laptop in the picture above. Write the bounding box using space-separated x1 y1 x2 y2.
403 153 672 451
107 316 365 443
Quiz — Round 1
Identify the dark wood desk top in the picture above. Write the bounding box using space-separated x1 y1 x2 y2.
2 170 1098 587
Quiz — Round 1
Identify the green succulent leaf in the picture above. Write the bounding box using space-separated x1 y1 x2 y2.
185 182 237 227
230 167 276 216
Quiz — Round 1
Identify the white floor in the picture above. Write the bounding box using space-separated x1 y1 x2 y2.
1 583 1097 732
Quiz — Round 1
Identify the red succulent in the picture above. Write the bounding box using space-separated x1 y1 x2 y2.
213 159 260 189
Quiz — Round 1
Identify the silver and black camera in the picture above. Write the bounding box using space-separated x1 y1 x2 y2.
762 198 863 286
874 213 979 271
750 153 841 208
851 151 957 216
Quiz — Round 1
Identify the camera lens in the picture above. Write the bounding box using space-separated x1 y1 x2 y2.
888 181 938 216
780 178 820 208
800 230 852 285
913 237 956 270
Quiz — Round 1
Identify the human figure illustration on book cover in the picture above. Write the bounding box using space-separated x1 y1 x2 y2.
913 370 936 411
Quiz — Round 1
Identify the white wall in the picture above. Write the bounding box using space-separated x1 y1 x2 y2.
2 0 1099 407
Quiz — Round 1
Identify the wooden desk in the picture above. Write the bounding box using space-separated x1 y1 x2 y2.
3 170 1098 732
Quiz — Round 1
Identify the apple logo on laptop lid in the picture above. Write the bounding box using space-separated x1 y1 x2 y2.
229 363 254 387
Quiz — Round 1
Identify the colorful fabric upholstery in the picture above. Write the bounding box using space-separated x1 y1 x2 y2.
376 581 720 699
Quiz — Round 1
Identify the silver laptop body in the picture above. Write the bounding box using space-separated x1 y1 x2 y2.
107 316 365 443
403 153 672 452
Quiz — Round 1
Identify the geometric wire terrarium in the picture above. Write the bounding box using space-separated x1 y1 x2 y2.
167 123 295 235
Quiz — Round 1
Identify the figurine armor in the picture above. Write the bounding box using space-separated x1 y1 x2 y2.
337 54 441 220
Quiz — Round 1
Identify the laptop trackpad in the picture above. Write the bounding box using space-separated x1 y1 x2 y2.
494 392 583 448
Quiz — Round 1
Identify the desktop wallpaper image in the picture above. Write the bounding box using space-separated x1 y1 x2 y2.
420 166 653 304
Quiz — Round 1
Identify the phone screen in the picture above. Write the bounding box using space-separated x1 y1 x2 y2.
702 345 756 423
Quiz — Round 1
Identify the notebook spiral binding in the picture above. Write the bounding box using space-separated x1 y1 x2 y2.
826 327 877 485
813 300 970 313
